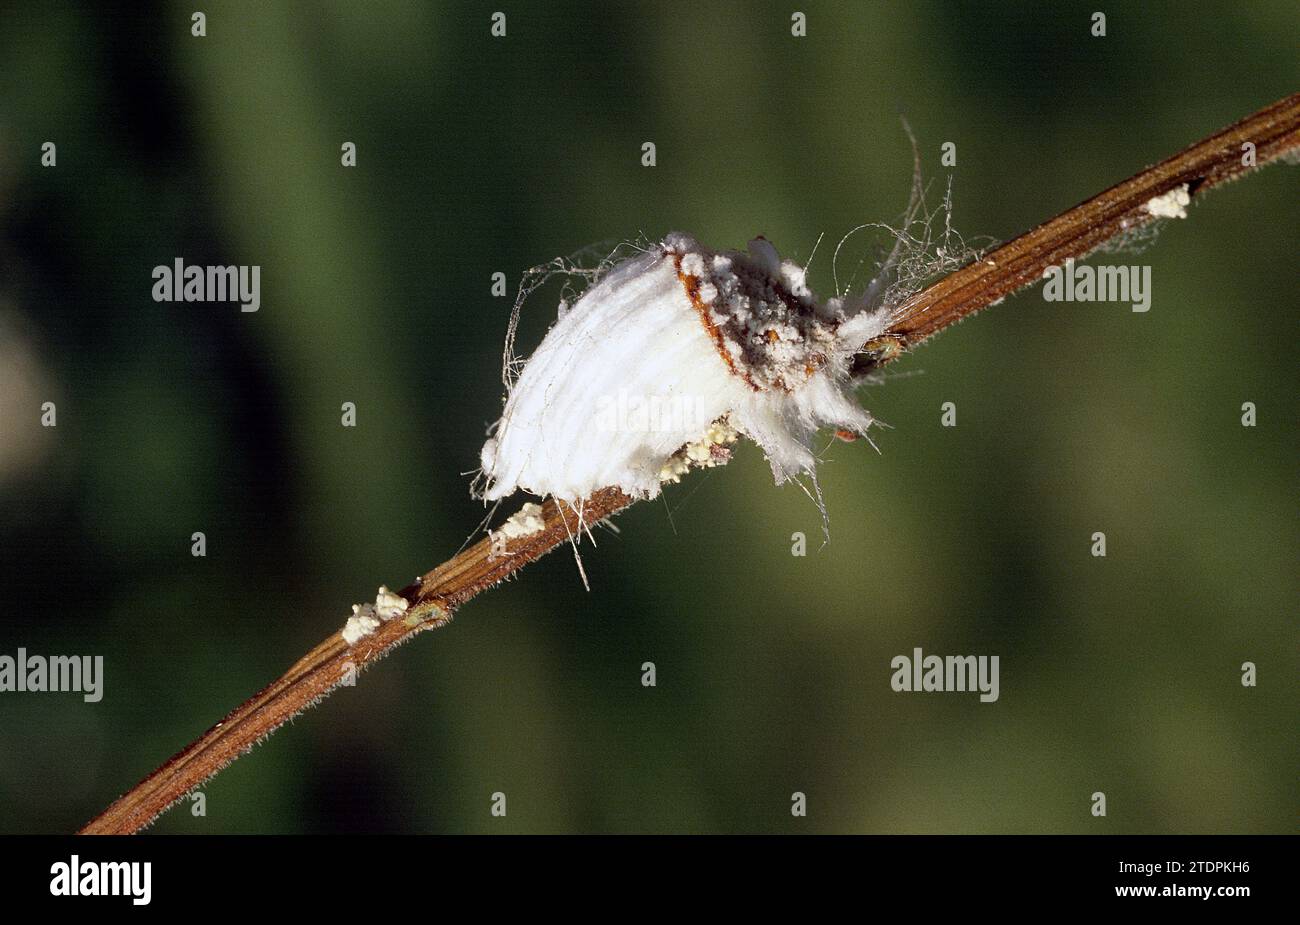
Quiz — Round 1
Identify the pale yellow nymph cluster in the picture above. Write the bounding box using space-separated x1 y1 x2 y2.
658 418 741 484
341 585 411 646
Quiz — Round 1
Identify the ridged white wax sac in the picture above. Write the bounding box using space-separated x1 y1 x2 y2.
479 234 892 503
480 245 742 501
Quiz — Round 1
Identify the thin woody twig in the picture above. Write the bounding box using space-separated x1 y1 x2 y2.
79 93 1299 835
79 488 632 835
853 91 1300 373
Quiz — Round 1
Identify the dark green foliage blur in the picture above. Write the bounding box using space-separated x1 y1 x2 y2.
0 1 1295 833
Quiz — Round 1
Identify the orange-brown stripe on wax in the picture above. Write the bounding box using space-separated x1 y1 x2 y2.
672 252 761 391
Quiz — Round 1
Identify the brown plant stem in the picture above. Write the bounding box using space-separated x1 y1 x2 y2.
854 91 1300 372
79 488 634 835
80 93 1299 835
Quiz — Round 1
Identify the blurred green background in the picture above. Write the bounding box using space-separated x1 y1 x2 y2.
0 1 1295 833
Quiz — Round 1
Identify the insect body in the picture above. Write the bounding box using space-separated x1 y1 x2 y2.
479 234 889 504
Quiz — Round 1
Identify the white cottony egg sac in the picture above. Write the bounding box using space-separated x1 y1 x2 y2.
477 233 892 504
